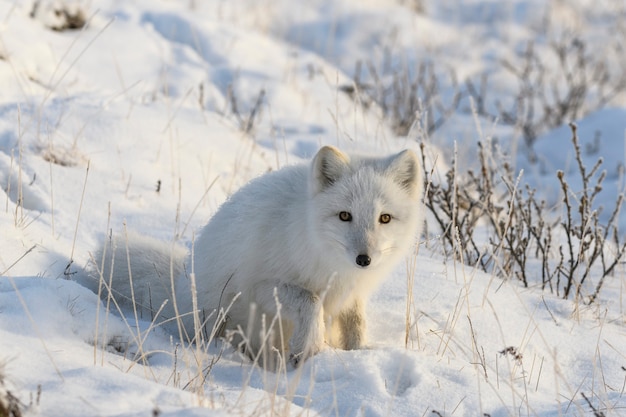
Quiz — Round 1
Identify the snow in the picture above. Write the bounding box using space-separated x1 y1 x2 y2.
1 0 625 416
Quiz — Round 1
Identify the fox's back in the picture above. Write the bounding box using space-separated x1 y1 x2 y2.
192 164 312 291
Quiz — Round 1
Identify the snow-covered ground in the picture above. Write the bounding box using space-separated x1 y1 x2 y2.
1 0 625 416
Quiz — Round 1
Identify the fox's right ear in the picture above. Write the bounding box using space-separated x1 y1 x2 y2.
311 146 350 194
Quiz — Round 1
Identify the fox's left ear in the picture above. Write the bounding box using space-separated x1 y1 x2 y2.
311 145 351 194
387 150 422 197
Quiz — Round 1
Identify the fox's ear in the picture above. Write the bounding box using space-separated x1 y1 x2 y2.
311 146 350 193
387 149 422 196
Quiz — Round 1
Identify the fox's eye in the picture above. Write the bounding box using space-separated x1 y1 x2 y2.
379 213 392 224
339 211 352 222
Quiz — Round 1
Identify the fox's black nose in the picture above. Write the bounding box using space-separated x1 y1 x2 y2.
356 254 371 267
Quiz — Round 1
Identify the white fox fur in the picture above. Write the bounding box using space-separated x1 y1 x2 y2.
90 146 424 368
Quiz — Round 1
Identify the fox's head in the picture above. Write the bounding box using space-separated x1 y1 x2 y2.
308 146 423 275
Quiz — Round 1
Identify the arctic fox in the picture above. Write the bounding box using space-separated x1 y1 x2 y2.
92 146 424 368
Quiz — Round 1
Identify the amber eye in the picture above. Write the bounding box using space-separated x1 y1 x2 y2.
379 213 392 224
339 211 352 222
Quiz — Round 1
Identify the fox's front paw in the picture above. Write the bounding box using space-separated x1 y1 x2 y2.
288 333 323 368
288 352 303 368
288 344 320 369
288 316 325 368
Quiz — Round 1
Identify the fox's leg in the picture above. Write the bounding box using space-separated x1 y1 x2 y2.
255 283 325 368
336 298 366 350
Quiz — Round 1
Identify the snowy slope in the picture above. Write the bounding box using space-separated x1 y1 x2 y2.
1 1 625 416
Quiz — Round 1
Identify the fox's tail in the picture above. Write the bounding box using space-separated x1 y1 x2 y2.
84 231 188 330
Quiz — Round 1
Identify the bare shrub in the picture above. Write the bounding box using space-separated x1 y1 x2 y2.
421 123 626 303
397 0 426 14
39 144 87 167
30 1 87 32
225 85 266 134
467 34 626 152
342 23 626 158
555 124 626 301
341 60 462 136
0 367 22 417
